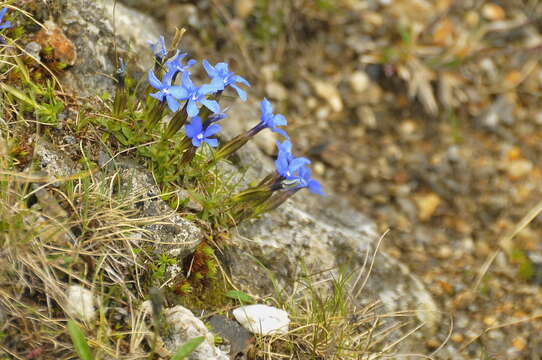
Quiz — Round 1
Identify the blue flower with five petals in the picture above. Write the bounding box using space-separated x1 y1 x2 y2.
147 69 185 112
175 72 223 117
185 116 221 148
203 60 250 101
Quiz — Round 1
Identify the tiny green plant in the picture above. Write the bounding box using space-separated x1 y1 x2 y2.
225 290 254 305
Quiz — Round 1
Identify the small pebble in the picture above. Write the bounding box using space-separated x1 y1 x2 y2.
349 71 370 93
65 285 95 322
63 135 77 145
312 80 343 112
313 161 325 176
482 3 505 21
451 333 464 343
505 159 533 180
233 304 290 336
24 41 42 60
437 246 453 259
414 193 441 221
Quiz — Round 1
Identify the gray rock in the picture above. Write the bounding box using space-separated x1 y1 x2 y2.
117 164 202 259
24 41 41 61
163 305 230 360
35 138 80 180
57 0 161 97
118 0 170 19
207 315 253 358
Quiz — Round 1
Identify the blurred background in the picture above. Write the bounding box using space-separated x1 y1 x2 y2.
121 0 542 358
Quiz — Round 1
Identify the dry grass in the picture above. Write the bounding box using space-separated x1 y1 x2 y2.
0 143 161 358
247 257 436 360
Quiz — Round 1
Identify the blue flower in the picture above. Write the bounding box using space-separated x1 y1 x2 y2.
185 116 221 148
148 35 167 60
274 140 310 179
292 166 324 195
175 72 223 117
258 98 288 138
273 140 323 195
166 50 197 75
203 60 250 101
147 69 185 112
0 8 12 30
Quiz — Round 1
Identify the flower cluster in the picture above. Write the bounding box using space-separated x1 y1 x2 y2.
113 33 323 221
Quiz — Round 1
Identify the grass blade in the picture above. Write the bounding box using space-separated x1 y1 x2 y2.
171 336 205 360
67 320 93 360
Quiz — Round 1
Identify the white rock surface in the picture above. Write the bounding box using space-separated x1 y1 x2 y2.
65 285 95 322
233 304 290 336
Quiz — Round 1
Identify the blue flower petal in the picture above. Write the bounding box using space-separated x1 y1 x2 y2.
200 99 220 114
148 70 163 90
234 75 251 87
150 91 164 102
166 95 180 112
231 84 247 101
261 98 273 116
203 60 216 76
204 138 219 147
272 114 287 127
204 123 221 137
181 72 194 89
215 62 229 73
169 85 189 100
191 137 202 147
308 180 325 195
290 157 311 173
185 117 203 138
272 127 289 139
187 100 199 118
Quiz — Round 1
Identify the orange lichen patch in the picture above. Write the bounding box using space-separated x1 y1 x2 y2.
34 20 77 66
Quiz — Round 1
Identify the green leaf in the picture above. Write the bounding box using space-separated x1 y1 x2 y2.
225 290 254 304
171 336 205 360
67 320 92 360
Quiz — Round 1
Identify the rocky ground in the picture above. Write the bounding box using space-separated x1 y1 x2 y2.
123 0 542 358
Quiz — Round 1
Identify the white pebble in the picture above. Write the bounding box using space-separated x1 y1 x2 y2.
233 304 290 335
66 285 95 322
